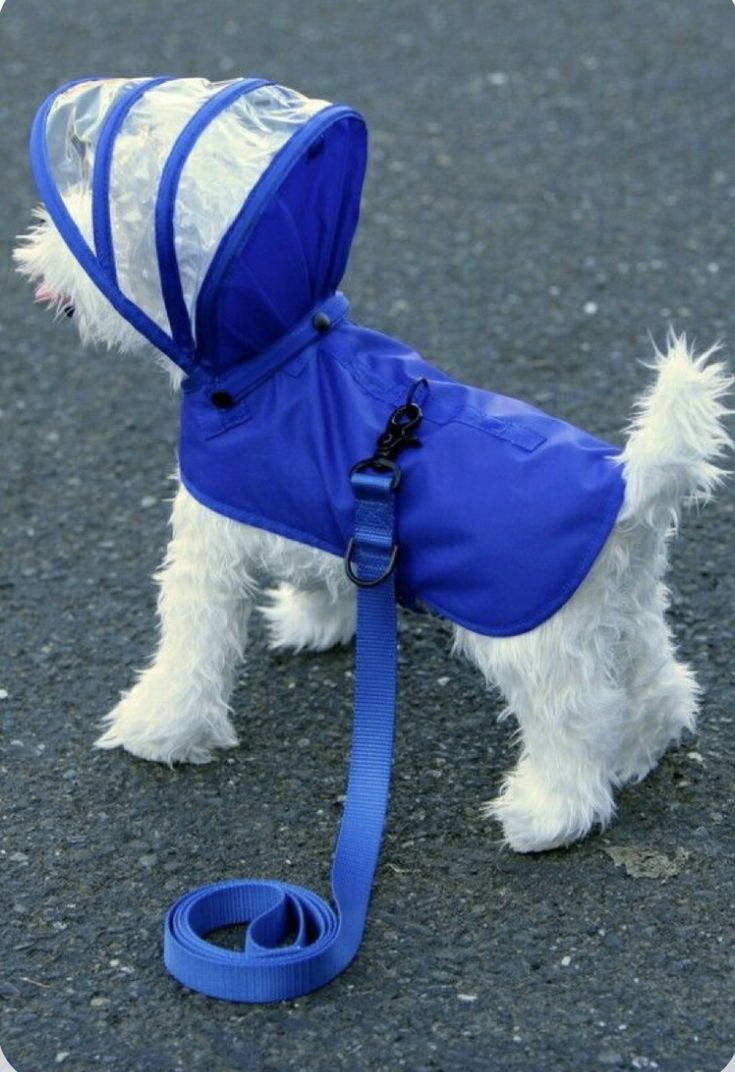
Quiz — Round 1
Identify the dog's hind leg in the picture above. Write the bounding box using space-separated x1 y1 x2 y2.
615 617 699 785
456 627 626 853
453 550 630 853
613 527 699 784
96 484 260 764
262 582 356 652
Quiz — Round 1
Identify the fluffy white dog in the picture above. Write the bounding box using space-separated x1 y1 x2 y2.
15 77 732 855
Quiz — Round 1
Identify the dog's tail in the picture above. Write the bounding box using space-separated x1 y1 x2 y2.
620 331 733 526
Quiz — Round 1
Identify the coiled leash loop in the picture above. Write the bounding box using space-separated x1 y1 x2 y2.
163 381 426 1002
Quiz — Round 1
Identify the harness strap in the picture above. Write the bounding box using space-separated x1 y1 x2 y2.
163 467 399 1002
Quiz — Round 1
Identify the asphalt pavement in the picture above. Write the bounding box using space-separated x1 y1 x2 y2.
1 1 734 1070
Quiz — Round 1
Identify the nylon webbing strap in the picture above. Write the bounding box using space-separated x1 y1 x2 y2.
163 468 398 1002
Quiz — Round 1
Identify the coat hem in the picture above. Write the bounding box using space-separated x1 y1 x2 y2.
179 466 626 638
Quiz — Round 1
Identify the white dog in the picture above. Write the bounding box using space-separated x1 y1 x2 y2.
15 76 732 855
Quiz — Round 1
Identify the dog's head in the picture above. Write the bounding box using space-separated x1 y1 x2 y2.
15 77 367 384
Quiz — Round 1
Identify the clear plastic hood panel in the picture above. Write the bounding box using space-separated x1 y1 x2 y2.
39 77 331 340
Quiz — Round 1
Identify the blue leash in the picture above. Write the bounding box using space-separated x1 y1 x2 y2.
163 385 425 1002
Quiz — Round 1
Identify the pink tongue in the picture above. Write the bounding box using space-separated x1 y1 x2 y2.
35 283 57 303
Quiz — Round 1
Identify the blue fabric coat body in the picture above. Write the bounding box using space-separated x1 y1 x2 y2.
29 75 626 637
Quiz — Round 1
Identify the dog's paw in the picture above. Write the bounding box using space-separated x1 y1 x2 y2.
95 674 238 765
482 761 614 853
261 583 355 653
613 748 660 786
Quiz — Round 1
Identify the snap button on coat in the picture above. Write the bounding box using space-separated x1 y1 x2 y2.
211 390 235 410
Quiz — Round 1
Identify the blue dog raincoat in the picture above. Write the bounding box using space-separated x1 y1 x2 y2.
30 76 626 636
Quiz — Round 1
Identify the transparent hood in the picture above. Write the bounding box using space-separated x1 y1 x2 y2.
31 75 367 375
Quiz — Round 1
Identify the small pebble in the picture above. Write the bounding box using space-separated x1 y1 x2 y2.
140 495 156 508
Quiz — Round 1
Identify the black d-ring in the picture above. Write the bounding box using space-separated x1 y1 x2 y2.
350 456 402 492
344 538 399 587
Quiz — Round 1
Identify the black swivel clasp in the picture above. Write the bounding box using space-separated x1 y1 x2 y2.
349 377 429 492
374 399 423 462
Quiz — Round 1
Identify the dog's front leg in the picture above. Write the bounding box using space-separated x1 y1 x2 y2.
96 484 259 764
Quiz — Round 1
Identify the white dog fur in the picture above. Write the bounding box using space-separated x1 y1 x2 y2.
15 203 733 854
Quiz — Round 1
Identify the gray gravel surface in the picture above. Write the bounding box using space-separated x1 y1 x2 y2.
1 1 734 1070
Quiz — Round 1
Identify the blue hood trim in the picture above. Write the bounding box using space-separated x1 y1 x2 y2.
93 76 174 285
154 79 271 358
